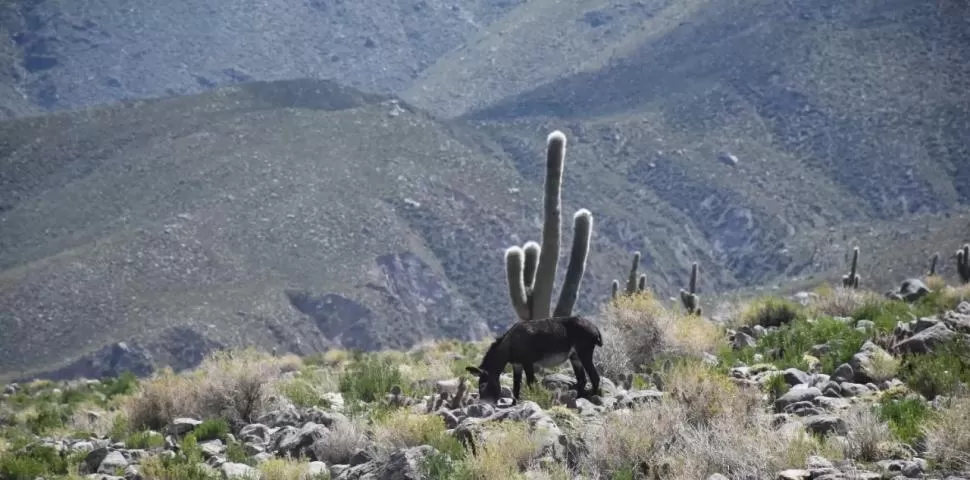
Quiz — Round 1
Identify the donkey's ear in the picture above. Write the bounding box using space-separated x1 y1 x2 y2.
465 366 486 376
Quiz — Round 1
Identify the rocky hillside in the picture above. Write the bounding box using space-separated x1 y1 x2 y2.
1 282 969 479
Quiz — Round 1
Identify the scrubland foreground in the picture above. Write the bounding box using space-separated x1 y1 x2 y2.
2 280 970 480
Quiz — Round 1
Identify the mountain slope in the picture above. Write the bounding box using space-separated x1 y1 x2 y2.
0 79 530 380
0 0 524 114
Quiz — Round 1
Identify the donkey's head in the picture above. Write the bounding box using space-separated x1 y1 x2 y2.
464 365 502 403
465 337 506 403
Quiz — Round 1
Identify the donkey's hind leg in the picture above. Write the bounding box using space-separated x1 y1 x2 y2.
568 351 589 394
576 347 602 398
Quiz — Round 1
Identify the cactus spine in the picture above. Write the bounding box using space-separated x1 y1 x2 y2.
957 244 970 284
504 130 594 322
680 262 701 315
842 247 860 289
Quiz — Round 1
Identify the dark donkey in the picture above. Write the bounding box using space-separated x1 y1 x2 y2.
465 315 603 404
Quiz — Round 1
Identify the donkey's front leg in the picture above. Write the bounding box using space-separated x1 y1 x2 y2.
568 351 589 395
511 364 524 404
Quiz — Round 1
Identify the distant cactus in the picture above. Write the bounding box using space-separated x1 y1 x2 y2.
842 247 861 289
958 244 970 284
504 130 594 321
680 262 701 316
610 251 648 301
929 252 939 276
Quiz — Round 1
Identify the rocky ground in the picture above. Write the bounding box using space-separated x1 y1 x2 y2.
1 278 970 480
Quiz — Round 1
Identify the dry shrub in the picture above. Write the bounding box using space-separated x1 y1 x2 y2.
124 348 295 430
840 403 899 462
259 458 320 480
925 275 947 292
310 417 370 465
937 283 970 311
660 359 761 427
460 421 548 479
807 286 883 318
863 349 900 384
578 360 839 479
924 396 970 471
596 293 727 379
68 404 122 438
370 409 460 459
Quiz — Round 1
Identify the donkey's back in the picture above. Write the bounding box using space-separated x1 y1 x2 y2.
505 315 602 367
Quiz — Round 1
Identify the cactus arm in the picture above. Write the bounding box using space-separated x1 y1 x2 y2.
529 131 566 319
625 251 641 294
504 246 531 321
638 274 646 292
611 280 619 301
554 209 594 317
522 241 541 291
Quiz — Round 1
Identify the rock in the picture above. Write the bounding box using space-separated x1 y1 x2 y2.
733 331 757 350
718 152 739 166
848 341 895 384
239 423 273 443
776 469 810 479
308 461 328 477
888 278 931 302
832 363 854 383
165 418 202 436
783 368 811 386
335 445 437 480
221 462 259 479
774 385 822 413
896 322 955 354
97 451 129 474
272 422 328 459
801 415 847 436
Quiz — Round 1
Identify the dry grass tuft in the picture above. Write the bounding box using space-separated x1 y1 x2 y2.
258 457 320 480
123 348 298 430
924 396 970 471
578 371 813 479
459 420 548 479
807 286 884 318
370 409 462 459
310 416 370 465
839 403 901 462
596 293 727 378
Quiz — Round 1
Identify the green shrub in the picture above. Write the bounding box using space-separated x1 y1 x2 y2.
0 444 73 480
338 356 404 405
740 297 804 328
877 395 935 445
898 337 970 399
125 429 166 450
721 316 867 374
192 418 230 442
25 403 71 435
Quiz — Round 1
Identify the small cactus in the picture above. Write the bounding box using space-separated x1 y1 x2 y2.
957 244 970 284
680 262 701 316
929 252 939 276
841 247 861 289
610 251 648 301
